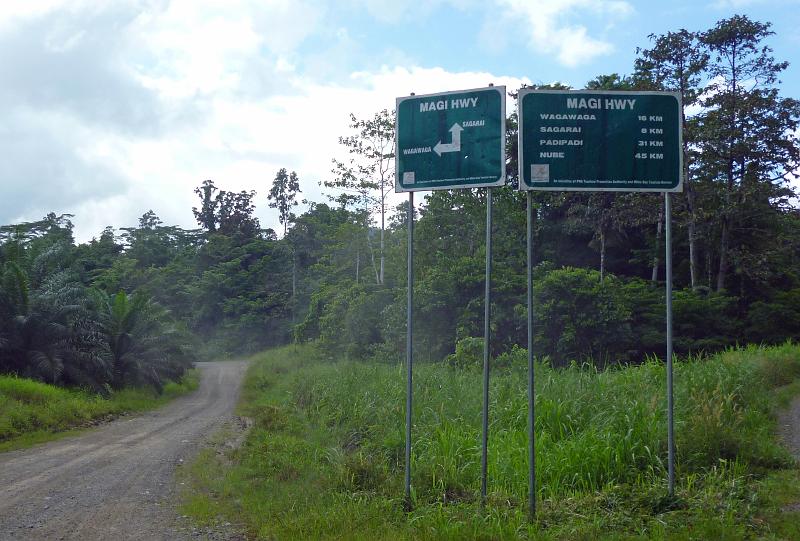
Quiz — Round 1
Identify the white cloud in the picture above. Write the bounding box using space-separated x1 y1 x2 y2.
8 62 530 242
131 2 267 99
0 0 532 241
0 0 136 31
73 65 530 240
488 0 633 67
0 0 70 27
345 0 478 24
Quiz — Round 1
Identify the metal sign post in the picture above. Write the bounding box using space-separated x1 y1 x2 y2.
526 191 536 519
481 187 493 504
405 191 414 504
665 192 675 496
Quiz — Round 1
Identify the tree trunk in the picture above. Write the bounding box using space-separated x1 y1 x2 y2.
599 229 606 282
292 250 297 300
366 230 379 284
380 185 385 285
717 156 735 292
291 249 297 341
364 196 379 284
680 76 699 290
686 183 699 290
380 203 385 285
651 199 664 283
718 60 738 293
717 213 730 292
369 245 379 284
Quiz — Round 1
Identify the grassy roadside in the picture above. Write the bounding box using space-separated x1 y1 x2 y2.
181 343 800 540
0 369 200 452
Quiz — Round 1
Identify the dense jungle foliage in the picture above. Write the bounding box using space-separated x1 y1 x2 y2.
0 216 195 391
1 16 799 383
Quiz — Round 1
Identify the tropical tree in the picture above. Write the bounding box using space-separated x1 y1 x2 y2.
635 29 709 288
0 243 108 387
192 179 261 240
563 192 630 282
192 180 219 233
698 15 800 291
326 109 395 285
92 290 193 392
268 168 301 237
268 168 303 329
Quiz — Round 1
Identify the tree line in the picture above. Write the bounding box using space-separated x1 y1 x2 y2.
1 15 798 388
0 214 194 391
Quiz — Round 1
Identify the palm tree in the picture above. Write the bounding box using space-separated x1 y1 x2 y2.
92 290 193 392
0 249 108 387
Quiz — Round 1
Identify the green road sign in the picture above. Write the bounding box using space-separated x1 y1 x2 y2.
518 89 682 192
395 86 506 192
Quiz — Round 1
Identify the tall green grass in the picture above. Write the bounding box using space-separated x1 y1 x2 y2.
0 370 200 451
181 343 800 539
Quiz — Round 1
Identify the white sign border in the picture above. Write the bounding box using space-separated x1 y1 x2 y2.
395 85 507 193
517 88 684 193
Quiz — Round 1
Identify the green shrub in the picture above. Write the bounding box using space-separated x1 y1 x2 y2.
533 267 633 365
444 337 484 369
745 289 800 345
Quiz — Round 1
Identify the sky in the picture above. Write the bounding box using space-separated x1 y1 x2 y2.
1 0 799 242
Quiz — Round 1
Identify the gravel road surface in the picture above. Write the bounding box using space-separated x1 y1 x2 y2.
0 361 248 540
779 394 800 461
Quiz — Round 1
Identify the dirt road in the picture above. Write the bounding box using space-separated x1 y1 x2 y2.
779 395 800 461
0 361 248 540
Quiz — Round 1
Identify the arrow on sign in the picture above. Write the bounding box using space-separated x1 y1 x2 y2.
433 123 463 156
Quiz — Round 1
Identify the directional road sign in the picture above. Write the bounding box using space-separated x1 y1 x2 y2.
518 89 682 192
396 86 506 192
